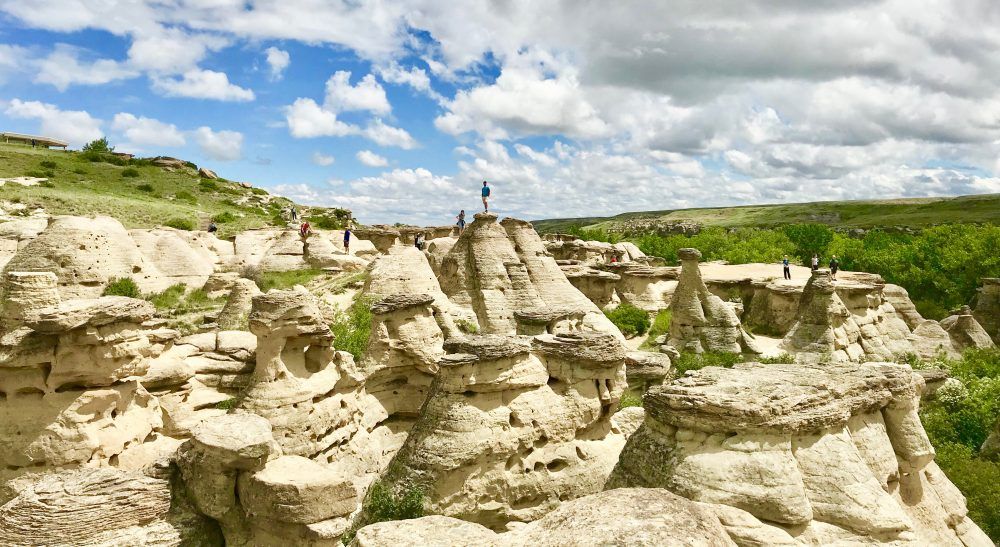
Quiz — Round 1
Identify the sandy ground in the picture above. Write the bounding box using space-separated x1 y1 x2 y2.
700 262 874 287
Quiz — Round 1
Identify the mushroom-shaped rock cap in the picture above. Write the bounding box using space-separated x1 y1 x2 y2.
647 361 919 434
625 351 673 380
25 296 155 332
443 334 533 360
189 413 276 470
371 293 434 315
248 289 328 336
238 455 357 523
806 269 836 294
532 331 627 365
513 306 580 325
677 247 702 261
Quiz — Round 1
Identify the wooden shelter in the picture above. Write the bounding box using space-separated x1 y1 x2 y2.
1 132 69 149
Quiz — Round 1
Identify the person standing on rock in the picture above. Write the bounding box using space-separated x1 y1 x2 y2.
457 210 466 234
415 232 425 251
811 254 819 271
290 207 298 222
829 255 840 280
782 255 791 280
343 227 351 254
481 181 491 212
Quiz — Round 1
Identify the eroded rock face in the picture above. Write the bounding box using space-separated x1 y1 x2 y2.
781 270 914 363
940 307 995 352
379 331 633 530
217 278 260 330
604 262 678 312
0 468 219 546
608 361 991 546
973 278 1000 344
669 248 759 355
884 283 925 331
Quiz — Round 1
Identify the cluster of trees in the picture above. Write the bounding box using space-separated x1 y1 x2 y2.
569 223 999 319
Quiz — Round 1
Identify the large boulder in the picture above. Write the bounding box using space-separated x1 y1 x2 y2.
940 307 995 351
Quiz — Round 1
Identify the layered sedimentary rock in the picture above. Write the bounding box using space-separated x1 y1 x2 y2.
608 361 992 546
742 279 803 336
544 238 621 265
604 262 677 312
217 278 261 330
378 330 635 529
0 468 219 546
624 350 673 396
781 269 914 362
669 248 759 354
909 320 961 360
353 488 736 546
561 264 621 308
940 306 996 352
885 283 925 330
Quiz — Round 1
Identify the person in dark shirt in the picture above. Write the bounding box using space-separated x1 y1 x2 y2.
782 255 791 280
481 181 491 212
343 227 351 253
829 255 840 280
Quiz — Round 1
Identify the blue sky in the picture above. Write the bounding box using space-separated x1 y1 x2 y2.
2 1 1000 225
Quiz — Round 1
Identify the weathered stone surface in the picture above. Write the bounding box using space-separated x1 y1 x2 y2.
973 278 1000 344
26 296 155 332
884 283 924 330
669 248 758 354
909 319 961 360
238 455 357 523
370 293 435 315
352 515 498 546
1 271 60 327
217 278 260 330
0 468 219 546
940 308 995 351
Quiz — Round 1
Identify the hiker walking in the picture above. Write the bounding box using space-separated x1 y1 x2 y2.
343 227 351 253
456 210 466 234
290 207 298 222
414 232 425 251
811 254 819 271
481 181 491 212
782 255 791 280
829 255 840 280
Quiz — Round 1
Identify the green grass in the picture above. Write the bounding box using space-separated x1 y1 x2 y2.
253 268 325 292
640 310 672 349
619 393 643 408
0 142 297 238
673 351 743 376
534 194 1000 233
331 296 374 361
455 319 479 334
102 277 141 298
757 353 795 364
343 480 424 544
604 304 650 337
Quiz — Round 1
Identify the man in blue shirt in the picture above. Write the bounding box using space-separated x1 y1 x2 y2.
782 255 791 280
481 180 491 212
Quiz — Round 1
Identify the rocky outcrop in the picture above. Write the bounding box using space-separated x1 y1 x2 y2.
604 261 677 312
544 238 622 265
352 225 400 253
0 468 219 546
973 278 999 344
217 278 260 330
940 306 995 352
625 350 673 396
669 248 759 354
781 270 913 362
0 270 60 328
884 283 924 330
561 264 620 308
378 331 633 529
909 320 961 360
608 361 992 546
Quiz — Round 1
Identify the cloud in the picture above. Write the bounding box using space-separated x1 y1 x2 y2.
34 44 138 91
364 118 417 149
194 126 243 161
127 29 227 74
312 152 335 166
3 98 103 146
0 44 28 83
356 149 388 167
264 46 290 81
111 112 185 147
284 98 357 138
324 71 390 114
152 69 255 101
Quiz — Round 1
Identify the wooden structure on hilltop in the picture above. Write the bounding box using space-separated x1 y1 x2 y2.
1 132 69 149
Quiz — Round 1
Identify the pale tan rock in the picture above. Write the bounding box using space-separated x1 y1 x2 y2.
669 248 758 354
238 455 357 523
26 295 155 333
625 350 673 395
203 270 240 297
561 264 621 309
973 278 1000 344
129 228 216 293
217 278 260 330
0 468 218 546
604 261 678 312
909 319 961 360
1 271 60 327
352 515 498 547
353 225 401 253
940 308 995 351
884 283 925 330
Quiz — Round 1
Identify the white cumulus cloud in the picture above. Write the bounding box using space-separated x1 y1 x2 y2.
324 71 390 114
356 149 388 167
194 126 243 161
312 152 335 166
284 98 357 138
111 112 185 147
152 69 255 101
364 118 417 149
264 46 290 81
3 98 103 146
34 44 138 91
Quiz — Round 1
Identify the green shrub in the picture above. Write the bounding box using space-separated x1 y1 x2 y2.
619 393 643 408
673 351 743 377
935 443 1000 539
82 137 113 153
129 158 153 167
25 170 46 178
215 398 238 411
250 187 268 195
199 179 219 192
331 297 374 361
255 268 324 292
165 217 196 231
456 319 479 334
121 167 140 177
136 184 155 193
102 277 141 298
783 224 834 265
72 167 88 175
604 304 650 337
344 480 424 543
147 284 187 310
39 180 55 188
174 191 197 204
212 211 238 223
567 225 621 243
39 160 56 169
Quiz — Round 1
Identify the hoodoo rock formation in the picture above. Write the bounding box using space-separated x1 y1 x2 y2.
0 213 993 546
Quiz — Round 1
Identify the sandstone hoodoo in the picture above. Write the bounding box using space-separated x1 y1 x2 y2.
0 210 994 545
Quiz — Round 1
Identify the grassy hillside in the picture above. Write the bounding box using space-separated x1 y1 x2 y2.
0 143 349 238
533 194 1000 233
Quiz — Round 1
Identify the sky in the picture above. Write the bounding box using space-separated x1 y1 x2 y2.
2 1 1000 225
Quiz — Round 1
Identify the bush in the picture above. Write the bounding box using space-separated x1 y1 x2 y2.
604 304 650 337
136 184 155 193
147 284 187 310
619 393 643 408
24 170 47 178
212 211 238 223
567 225 621 243
331 296 374 361
165 217 196 231
757 352 795 364
174 191 197 204
673 351 743 377
254 268 324 292
783 224 834 265
343 480 423 543
121 167 140 178
103 277 141 298
82 137 113 153
250 187 268 195
72 167 88 175
39 160 56 169
215 398 238 411
456 319 479 334
199 179 218 192
935 443 1000 539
